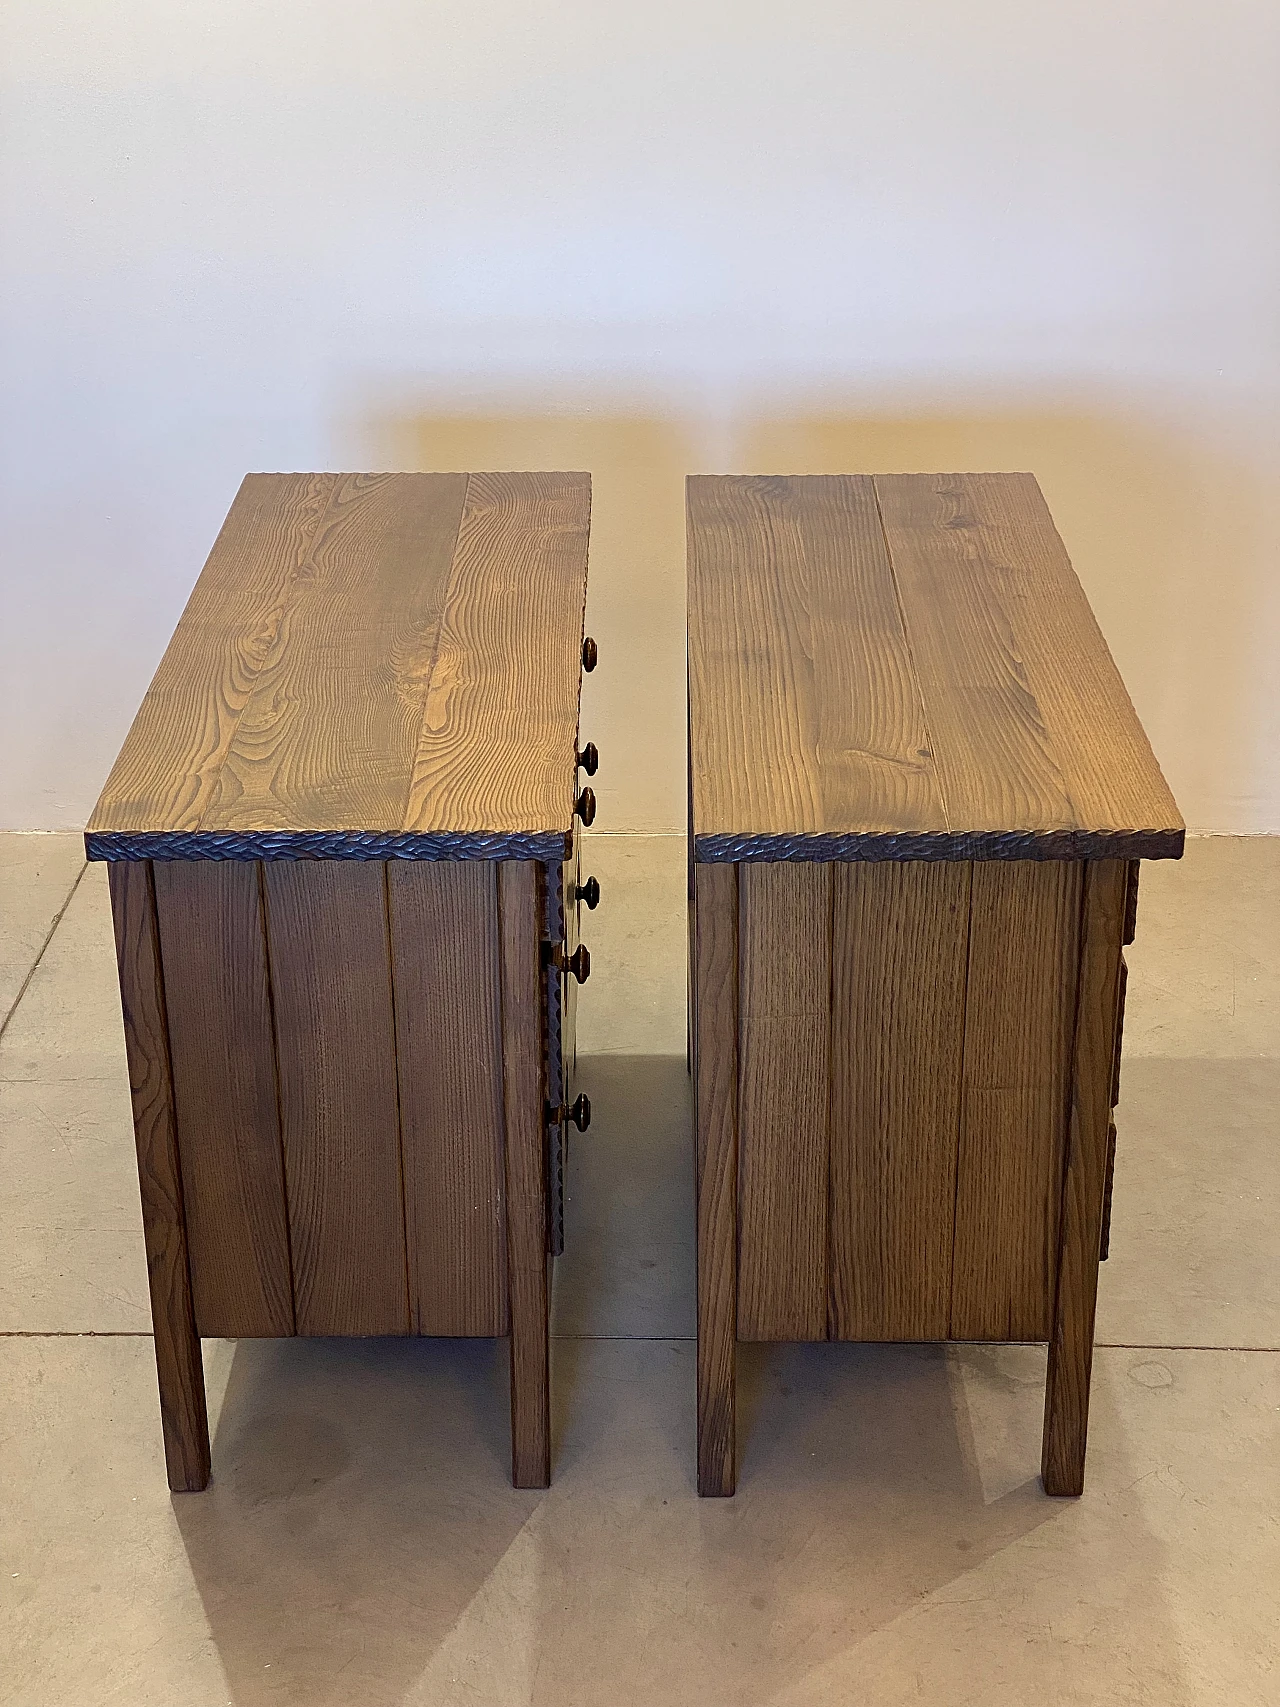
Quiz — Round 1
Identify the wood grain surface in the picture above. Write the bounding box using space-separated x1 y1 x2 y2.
107 861 210 1492
828 860 970 1341
950 860 1083 1341
205 473 466 834
736 862 832 1341
153 859 294 1338
694 863 739 1496
498 860 551 1488
262 861 410 1336
406 473 591 838
1042 858 1127 1495
389 860 508 1336
688 473 1182 861
88 472 590 858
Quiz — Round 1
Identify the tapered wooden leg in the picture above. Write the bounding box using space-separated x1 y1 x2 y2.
694 863 739 1496
499 861 551 1489
107 861 211 1493
1042 859 1127 1496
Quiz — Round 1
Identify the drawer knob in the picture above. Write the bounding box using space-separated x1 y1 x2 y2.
546 1093 592 1132
575 786 596 826
576 740 599 776
582 636 598 672
543 939 592 982
575 875 600 910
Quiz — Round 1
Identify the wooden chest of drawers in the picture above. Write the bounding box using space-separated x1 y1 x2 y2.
687 472 1183 1497
87 471 596 1491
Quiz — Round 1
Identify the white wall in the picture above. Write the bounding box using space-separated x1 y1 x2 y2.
3 1 1278 832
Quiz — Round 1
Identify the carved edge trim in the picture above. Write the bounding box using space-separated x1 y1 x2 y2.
692 827 1186 864
86 828 572 863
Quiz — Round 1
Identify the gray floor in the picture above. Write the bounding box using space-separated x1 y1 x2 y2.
1 832 1277 1706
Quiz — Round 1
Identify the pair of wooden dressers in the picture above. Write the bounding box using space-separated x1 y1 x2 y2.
88 468 1181 1497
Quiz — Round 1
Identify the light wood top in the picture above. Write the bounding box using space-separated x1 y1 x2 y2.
88 472 591 861
688 472 1183 863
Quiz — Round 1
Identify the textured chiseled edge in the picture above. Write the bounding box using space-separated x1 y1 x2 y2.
85 828 572 864
692 827 1186 864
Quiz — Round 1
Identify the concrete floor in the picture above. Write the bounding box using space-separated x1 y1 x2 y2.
0 832 1277 1706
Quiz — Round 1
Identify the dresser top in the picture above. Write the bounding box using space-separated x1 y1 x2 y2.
687 472 1183 864
87 472 591 862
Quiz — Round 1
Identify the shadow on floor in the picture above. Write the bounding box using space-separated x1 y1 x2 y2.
170 1052 1184 1705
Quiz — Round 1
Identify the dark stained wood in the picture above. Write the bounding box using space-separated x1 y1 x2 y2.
107 861 210 1492
261 861 409 1337
92 475 338 833
950 861 1083 1341
828 860 970 1341
205 473 467 834
1043 858 1128 1496
405 473 591 839
152 860 294 1338
1123 860 1141 945
687 473 1183 862
498 861 551 1489
1099 1119 1118 1263
736 862 832 1342
694 863 739 1496
388 861 508 1336
87 472 591 859
1112 954 1129 1109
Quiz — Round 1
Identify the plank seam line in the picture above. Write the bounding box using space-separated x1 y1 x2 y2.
869 475 952 834
256 860 298 1335
0 860 87 1044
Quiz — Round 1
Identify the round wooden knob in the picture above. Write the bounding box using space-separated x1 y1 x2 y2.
567 944 591 984
575 875 600 910
568 1093 591 1132
576 740 599 776
575 786 596 826
582 636 598 672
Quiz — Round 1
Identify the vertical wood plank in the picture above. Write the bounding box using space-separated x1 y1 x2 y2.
389 861 508 1336
262 861 409 1337
736 862 831 1342
498 860 551 1488
107 861 210 1492
828 860 971 1341
152 860 294 1338
950 861 1083 1341
694 862 739 1496
1042 858 1128 1496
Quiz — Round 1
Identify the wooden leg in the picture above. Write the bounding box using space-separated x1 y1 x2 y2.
498 861 551 1489
694 864 739 1496
1042 859 1127 1496
107 861 211 1493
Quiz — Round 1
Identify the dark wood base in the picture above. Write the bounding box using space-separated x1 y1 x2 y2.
108 856 562 1492
692 856 1130 1498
